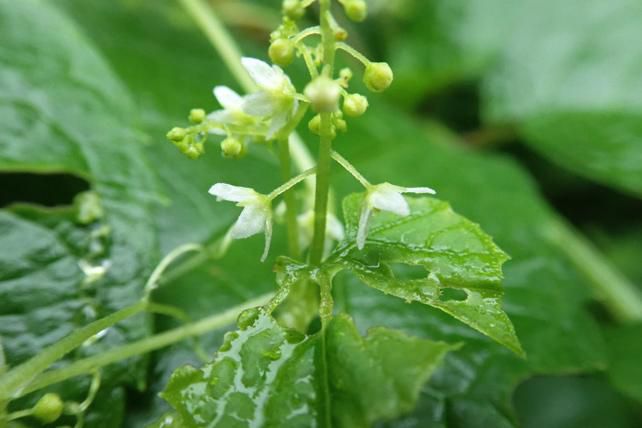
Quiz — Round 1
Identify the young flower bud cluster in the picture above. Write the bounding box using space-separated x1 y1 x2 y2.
341 0 368 22
165 0 416 264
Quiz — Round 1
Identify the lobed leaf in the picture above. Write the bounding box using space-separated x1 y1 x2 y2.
161 311 456 427
330 194 522 356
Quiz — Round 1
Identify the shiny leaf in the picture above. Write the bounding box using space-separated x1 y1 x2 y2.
161 311 456 427
330 194 521 356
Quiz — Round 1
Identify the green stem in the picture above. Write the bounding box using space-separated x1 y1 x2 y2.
0 301 147 400
545 219 642 322
18 293 273 398
178 0 255 93
309 0 337 266
278 138 300 257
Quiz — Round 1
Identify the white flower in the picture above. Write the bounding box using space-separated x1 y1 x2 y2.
209 183 273 261
297 210 345 253
207 86 256 135
357 183 436 250
241 57 298 139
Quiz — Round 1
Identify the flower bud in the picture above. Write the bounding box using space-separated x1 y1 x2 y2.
269 39 295 67
166 127 187 142
340 67 353 82
221 137 243 158
342 93 369 117
185 142 205 160
335 118 347 133
308 114 321 135
363 62 393 92
344 0 367 22
32 393 64 424
189 108 206 124
282 0 304 20
304 76 341 113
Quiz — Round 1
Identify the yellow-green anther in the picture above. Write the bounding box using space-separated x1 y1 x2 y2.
304 76 341 113
167 127 187 142
32 393 64 424
308 114 321 135
269 38 295 67
282 0 304 20
221 137 243 158
343 93 369 117
189 108 206 124
363 62 393 92
344 0 367 22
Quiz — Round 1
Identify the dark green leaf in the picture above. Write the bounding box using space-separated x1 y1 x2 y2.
162 311 456 427
481 0 642 196
605 323 642 402
331 194 521 355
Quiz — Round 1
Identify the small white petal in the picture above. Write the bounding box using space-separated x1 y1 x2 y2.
370 186 410 216
327 214 345 242
266 110 289 139
402 186 436 195
209 183 256 203
260 216 273 262
213 86 244 110
208 127 227 136
243 92 277 117
230 205 267 239
207 109 235 125
241 57 279 89
356 204 372 250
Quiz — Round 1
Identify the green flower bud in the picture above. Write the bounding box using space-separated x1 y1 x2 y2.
221 137 243 158
363 62 393 92
343 93 369 117
344 0 367 22
304 76 341 113
189 108 206 124
184 141 204 160
32 393 64 424
269 38 295 67
308 114 321 135
166 127 187 142
340 67 353 82
335 118 347 133
282 0 304 20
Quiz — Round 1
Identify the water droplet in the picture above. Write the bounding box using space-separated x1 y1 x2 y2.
284 329 305 344
219 331 239 352
264 348 282 361
237 307 261 329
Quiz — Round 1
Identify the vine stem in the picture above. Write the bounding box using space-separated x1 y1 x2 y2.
310 0 337 266
545 219 642 322
17 293 274 398
0 301 147 400
279 138 301 257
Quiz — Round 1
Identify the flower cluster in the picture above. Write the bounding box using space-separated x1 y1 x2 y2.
167 0 437 262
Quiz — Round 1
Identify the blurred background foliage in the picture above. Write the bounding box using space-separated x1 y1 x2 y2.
0 0 641 426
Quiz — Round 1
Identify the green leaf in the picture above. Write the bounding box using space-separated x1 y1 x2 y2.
384 0 513 104
0 0 159 419
55 1 614 425
604 323 642 402
331 194 521 356
481 0 642 197
161 311 456 427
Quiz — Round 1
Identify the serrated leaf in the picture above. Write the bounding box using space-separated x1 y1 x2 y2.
329 194 522 356
161 311 456 427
